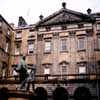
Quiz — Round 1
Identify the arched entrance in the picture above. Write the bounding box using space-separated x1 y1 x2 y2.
74 87 92 100
35 87 48 100
53 87 68 100
0 87 9 100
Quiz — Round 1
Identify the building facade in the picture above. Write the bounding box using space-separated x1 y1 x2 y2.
12 3 100 80
0 15 14 78
13 24 37 69
35 4 100 80
0 2 100 99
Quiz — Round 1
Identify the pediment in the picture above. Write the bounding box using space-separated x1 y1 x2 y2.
36 9 94 27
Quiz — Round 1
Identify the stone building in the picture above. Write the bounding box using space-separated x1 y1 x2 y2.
13 16 37 69
12 3 100 80
0 15 14 78
0 2 100 99
35 3 100 80
34 3 100 98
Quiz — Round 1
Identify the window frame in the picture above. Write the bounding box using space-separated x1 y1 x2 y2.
28 41 34 54
44 40 51 53
43 64 51 75
15 43 21 55
97 23 100 31
15 46 20 55
60 38 68 52
16 33 22 39
16 31 22 39
5 42 9 52
59 61 68 79
77 62 87 79
77 37 86 51
97 35 100 50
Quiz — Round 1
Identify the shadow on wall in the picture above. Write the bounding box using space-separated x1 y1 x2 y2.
35 87 48 100
53 86 68 100
73 87 92 100
0 87 9 100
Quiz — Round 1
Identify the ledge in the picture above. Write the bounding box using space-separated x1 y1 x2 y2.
77 49 86 52
60 50 68 53
44 52 51 54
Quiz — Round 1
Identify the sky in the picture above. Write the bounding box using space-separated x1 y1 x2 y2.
0 0 100 26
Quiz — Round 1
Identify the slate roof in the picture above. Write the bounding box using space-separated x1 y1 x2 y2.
36 8 95 27
0 15 13 30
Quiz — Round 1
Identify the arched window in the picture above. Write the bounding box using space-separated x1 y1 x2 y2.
59 61 69 80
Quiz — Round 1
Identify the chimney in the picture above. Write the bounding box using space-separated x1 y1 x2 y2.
18 16 27 27
62 2 66 9
39 14 43 20
87 8 91 15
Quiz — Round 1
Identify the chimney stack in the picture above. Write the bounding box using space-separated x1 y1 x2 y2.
62 2 66 9
87 8 91 15
39 14 43 20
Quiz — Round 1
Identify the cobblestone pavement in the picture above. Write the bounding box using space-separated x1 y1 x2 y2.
9 98 28 100
9 97 53 100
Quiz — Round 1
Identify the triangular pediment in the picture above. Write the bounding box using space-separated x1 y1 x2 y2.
36 8 95 27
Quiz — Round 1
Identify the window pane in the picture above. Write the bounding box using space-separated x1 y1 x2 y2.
79 66 86 79
28 41 34 44
5 43 9 52
0 22 2 27
16 33 21 38
97 24 100 30
60 39 67 51
29 44 34 49
62 66 67 73
7 31 10 35
28 44 34 54
45 41 51 52
78 38 85 50
44 68 50 74
29 32 33 36
98 37 100 49
15 48 19 55
79 66 86 74
43 64 51 75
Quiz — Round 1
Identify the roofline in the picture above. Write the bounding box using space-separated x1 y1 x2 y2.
0 14 14 30
15 24 35 30
36 8 92 27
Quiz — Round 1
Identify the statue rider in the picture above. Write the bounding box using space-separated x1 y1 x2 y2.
26 65 36 91
16 56 28 90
